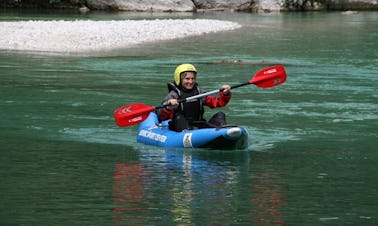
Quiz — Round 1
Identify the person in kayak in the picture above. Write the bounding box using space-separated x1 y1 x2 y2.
156 63 232 132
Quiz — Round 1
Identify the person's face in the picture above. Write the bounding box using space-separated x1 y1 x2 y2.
181 72 196 90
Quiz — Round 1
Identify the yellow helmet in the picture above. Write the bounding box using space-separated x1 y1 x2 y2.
174 64 197 86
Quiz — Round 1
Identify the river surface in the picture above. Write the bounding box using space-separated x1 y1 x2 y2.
1 10 377 225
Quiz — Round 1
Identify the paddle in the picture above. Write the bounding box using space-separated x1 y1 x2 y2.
114 65 286 127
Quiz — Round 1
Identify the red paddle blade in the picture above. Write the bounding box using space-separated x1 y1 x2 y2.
114 103 156 127
250 65 286 88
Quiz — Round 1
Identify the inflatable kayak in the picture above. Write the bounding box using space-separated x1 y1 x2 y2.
137 112 248 150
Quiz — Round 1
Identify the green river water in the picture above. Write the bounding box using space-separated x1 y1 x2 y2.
1 10 377 225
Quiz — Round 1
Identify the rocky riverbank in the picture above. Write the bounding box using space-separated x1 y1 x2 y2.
2 0 378 12
0 19 241 53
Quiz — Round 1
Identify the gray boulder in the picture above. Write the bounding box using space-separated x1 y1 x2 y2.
86 0 195 12
193 0 254 11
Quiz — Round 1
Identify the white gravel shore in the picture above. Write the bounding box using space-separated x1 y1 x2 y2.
0 19 241 53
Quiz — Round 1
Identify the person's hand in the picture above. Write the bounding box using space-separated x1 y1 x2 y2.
166 99 179 110
221 85 231 95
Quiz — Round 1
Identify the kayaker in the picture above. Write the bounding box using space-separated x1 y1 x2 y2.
156 63 232 132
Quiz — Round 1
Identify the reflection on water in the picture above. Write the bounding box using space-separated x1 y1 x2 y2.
170 152 193 225
251 173 285 225
112 163 147 225
111 150 286 225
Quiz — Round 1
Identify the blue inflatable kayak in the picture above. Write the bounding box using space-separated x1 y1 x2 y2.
137 112 248 150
